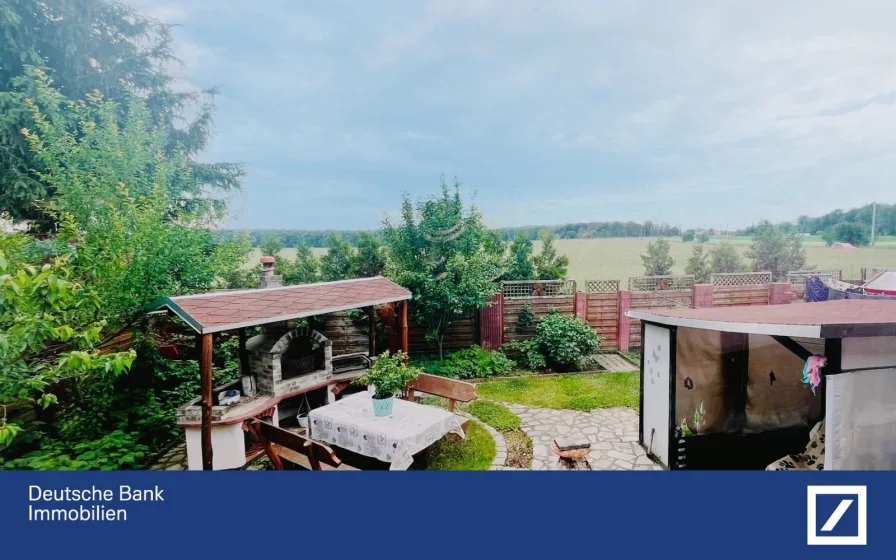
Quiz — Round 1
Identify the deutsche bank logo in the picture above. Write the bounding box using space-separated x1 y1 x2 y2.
807 485 867 546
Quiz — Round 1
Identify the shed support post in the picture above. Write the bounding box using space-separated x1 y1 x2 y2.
199 333 214 471
400 301 409 360
238 328 250 376
367 306 376 357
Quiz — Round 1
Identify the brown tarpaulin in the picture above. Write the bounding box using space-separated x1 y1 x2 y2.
675 328 823 436
746 335 823 433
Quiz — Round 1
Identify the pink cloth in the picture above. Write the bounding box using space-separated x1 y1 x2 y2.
802 355 827 394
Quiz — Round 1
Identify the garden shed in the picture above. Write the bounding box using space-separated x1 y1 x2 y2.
627 300 896 470
148 275 412 470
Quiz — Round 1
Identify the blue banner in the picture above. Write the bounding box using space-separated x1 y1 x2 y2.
0 471 892 559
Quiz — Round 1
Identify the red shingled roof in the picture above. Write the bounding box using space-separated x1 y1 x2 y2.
149 276 412 334
628 299 896 338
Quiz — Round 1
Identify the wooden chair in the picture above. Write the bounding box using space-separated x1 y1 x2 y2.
245 419 357 471
405 373 477 432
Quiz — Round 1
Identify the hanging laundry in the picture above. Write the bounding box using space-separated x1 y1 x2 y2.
805 277 829 302
801 355 827 395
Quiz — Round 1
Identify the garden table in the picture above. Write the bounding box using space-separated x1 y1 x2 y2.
308 391 465 470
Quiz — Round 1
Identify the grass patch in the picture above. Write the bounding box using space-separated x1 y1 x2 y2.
421 421 495 471
466 400 521 431
478 372 639 411
621 351 640 365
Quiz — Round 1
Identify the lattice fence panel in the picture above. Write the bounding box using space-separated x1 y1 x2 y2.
861 266 896 282
711 272 772 286
628 275 694 292
787 269 842 284
502 280 577 299
585 279 619 293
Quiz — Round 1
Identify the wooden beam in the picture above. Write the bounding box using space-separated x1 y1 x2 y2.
367 306 376 357
199 333 214 470
238 329 250 377
400 300 409 360
770 335 813 362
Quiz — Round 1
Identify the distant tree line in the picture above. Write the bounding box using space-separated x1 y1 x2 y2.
739 203 895 247
221 219 683 249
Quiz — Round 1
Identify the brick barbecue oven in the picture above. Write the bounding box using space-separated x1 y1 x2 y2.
247 326 333 396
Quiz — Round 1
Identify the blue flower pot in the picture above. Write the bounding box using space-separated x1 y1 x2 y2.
372 396 394 417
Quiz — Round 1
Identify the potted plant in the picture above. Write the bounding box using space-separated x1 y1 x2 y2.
354 351 420 417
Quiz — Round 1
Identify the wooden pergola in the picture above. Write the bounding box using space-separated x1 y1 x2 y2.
148 276 412 470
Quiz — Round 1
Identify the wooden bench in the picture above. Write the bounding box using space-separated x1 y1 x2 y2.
405 373 478 431
245 419 357 471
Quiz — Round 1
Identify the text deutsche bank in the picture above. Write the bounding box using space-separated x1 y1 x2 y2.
807 485 867 546
28 485 164 522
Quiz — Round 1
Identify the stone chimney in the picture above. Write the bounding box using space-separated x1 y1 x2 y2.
258 256 283 289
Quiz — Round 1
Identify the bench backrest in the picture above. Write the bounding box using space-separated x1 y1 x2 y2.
406 373 477 411
247 419 342 470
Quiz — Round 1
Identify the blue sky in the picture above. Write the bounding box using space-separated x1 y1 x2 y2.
132 1 896 231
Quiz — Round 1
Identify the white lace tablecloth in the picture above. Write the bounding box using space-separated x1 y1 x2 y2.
308 391 465 470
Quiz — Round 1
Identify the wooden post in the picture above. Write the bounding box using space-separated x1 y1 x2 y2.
400 300 409 360
238 329 250 376
199 333 214 471
367 306 376 357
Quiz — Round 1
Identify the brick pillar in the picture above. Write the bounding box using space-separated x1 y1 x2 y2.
574 292 588 321
692 284 713 308
617 290 631 352
769 282 793 304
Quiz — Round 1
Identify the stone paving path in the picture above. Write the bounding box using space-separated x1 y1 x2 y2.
503 403 660 471
594 353 639 373
149 441 188 470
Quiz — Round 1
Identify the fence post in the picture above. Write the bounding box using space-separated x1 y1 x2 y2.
480 292 504 350
768 282 793 304
617 290 631 352
575 292 588 321
692 284 713 308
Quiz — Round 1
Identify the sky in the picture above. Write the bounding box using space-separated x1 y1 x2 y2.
131 1 896 231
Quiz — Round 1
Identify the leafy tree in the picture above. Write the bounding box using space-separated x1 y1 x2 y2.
698 231 710 243
0 0 242 224
821 221 869 246
505 231 535 280
259 234 283 258
681 230 696 242
533 231 568 280
745 221 807 280
0 240 135 446
685 244 711 283
382 178 502 359
641 238 675 276
20 72 244 327
709 242 745 273
320 234 357 281
280 244 320 285
354 232 385 277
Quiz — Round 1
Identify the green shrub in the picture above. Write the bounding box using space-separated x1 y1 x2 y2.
535 312 601 370
502 340 547 370
355 351 420 399
417 346 515 380
466 400 520 431
503 312 601 372
516 303 538 332
0 430 149 470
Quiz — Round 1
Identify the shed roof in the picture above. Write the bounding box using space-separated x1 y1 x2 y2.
148 276 412 334
627 299 896 338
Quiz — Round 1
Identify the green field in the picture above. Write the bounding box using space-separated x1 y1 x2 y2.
251 236 896 284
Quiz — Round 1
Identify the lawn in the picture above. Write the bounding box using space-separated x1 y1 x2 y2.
420 420 495 471
478 372 640 411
